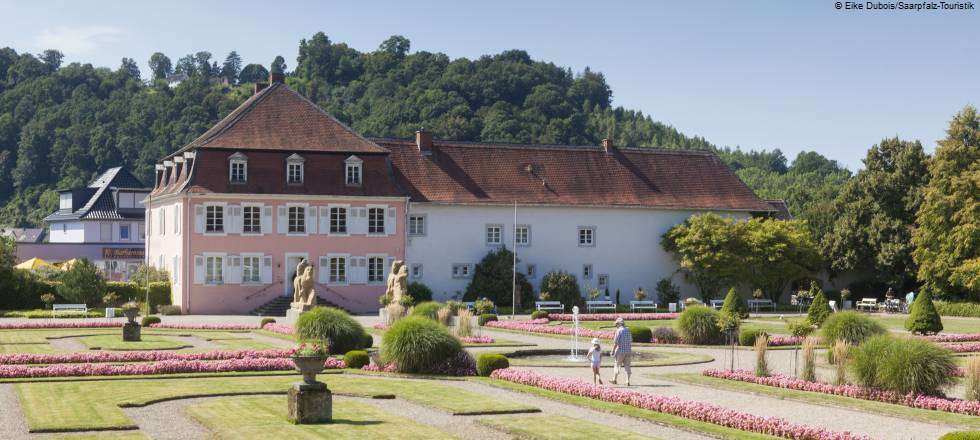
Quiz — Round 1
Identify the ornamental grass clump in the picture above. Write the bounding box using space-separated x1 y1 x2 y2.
382 316 464 374
455 308 474 337
850 335 957 396
966 357 980 402
754 334 769 377
821 311 886 363
832 340 851 386
411 301 442 321
801 336 818 382
295 307 371 354
676 305 723 345
436 306 453 327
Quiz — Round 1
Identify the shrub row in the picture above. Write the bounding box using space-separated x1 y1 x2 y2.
936 301 980 318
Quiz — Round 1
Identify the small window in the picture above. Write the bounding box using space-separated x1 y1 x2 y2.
330 207 348 234
205 256 224 284
120 224 130 240
583 264 593 280
243 206 261 234
230 160 247 183
173 205 180 234
515 225 530 246
288 206 306 234
242 256 261 283
598 274 609 288
578 226 595 247
329 256 347 284
411 263 423 279
205 205 224 233
485 224 502 246
367 257 384 283
345 156 362 186
286 154 305 184
368 207 385 234
408 215 426 236
526 264 536 278
452 263 473 279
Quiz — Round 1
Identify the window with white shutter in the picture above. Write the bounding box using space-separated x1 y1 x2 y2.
306 206 317 234
260 256 273 284
277 206 287 234
194 255 204 284
195 206 205 233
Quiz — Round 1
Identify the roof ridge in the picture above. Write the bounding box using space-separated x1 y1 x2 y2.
371 137 716 156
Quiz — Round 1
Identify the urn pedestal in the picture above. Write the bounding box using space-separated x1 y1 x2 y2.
122 322 141 341
286 302 315 321
289 356 332 424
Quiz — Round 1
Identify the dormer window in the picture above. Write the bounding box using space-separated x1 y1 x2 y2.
229 152 247 183
345 155 363 186
286 154 305 184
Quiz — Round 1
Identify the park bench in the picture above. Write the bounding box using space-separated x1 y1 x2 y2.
709 299 725 309
747 299 775 312
53 304 87 317
630 300 658 312
856 298 878 312
535 301 565 313
585 300 616 313
462 301 475 310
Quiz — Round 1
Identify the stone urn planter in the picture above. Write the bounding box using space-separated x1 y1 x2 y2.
120 303 141 342
288 355 332 424
122 308 139 323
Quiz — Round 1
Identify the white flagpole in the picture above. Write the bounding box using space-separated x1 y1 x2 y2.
512 201 517 320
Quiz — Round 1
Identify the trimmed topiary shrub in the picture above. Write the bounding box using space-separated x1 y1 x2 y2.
739 328 769 346
906 290 943 335
295 307 371 354
476 353 510 376
259 317 276 327
407 282 433 303
382 316 464 374
806 282 832 327
530 310 549 320
629 326 652 343
652 327 680 344
360 332 374 349
343 350 370 369
478 314 498 326
850 335 957 396
141 316 161 327
720 287 749 320
411 301 442 321
786 319 816 338
676 305 723 345
822 311 886 362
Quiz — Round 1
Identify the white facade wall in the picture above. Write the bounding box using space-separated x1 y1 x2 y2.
406 203 751 304
49 221 145 243
48 222 85 243
146 200 186 308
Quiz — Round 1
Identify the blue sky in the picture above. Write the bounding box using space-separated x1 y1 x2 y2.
2 0 977 170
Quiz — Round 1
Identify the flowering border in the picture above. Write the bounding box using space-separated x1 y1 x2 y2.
939 342 980 353
927 333 980 343
548 313 678 322
260 323 294 335
491 368 867 440
149 323 260 331
703 369 980 416
0 356 345 379
484 319 615 339
460 336 495 344
0 349 292 365
0 321 123 329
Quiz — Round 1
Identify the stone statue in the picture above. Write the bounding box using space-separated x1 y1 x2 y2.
291 260 316 311
385 260 409 304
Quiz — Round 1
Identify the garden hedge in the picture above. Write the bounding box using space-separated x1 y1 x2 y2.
739 328 769 346
476 353 510 376
935 301 980 318
478 314 498 326
141 316 161 326
530 310 549 320
629 326 652 343
259 317 276 327
343 350 370 369
407 282 433 303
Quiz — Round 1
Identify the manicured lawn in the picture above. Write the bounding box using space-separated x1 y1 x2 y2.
474 377 778 440
46 434 149 440
0 329 118 344
477 414 659 439
187 396 455 439
0 343 55 353
661 373 980 430
210 338 281 351
750 314 980 335
77 334 192 351
16 373 538 432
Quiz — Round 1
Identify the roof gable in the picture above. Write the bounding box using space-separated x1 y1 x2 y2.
178 83 388 154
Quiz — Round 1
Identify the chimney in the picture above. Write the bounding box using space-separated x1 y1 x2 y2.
601 138 613 154
154 164 165 188
269 72 285 84
254 81 268 95
415 129 433 156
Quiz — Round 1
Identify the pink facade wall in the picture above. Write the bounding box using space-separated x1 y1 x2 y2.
147 195 406 315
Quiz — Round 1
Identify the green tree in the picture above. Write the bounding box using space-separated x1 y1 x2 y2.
463 247 533 308
220 51 242 83
148 52 172 80
822 138 930 289
56 258 106 305
38 49 63 71
905 290 943 335
118 57 140 80
742 218 821 302
913 106 980 300
806 282 832 327
539 270 582 308
718 287 746 333
238 63 268 83
662 213 746 301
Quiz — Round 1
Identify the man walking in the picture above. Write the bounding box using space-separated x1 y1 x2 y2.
610 317 632 386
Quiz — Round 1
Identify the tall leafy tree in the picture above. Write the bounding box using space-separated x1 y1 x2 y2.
913 106 980 300
238 64 268 83
822 138 929 290
662 213 747 301
38 49 63 71
742 218 822 302
221 51 242 83
118 57 140 80
147 52 172 80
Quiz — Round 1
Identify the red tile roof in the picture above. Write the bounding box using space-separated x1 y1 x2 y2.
173 82 388 155
378 139 773 211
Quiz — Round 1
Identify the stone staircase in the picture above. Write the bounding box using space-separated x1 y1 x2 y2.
248 295 345 317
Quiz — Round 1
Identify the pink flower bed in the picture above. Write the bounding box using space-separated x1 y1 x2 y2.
549 313 678 321
927 333 980 343
0 349 292 365
0 321 122 329
460 336 495 344
703 369 980 417
484 319 615 339
0 356 346 379
372 323 389 330
148 323 259 330
492 368 866 440
768 336 805 346
939 342 980 353
261 323 295 335
362 362 398 373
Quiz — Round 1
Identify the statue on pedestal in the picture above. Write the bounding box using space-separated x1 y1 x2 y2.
385 260 409 304
291 260 316 312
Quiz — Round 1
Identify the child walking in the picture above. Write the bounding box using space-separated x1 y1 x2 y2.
587 338 603 384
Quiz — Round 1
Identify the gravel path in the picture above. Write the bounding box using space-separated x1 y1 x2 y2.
0 384 29 440
45 337 87 352
123 396 212 440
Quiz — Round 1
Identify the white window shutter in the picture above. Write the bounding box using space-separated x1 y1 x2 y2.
318 207 329 234
349 257 361 284
318 256 329 283
225 256 241 284
261 256 272 284
194 206 204 233
307 206 317 234
193 255 204 284
352 208 367 235
385 207 396 235
360 257 370 284
345 257 352 285
277 206 287 234
226 205 239 234
261 206 272 235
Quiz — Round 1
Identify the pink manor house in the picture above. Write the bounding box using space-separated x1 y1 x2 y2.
146 73 776 315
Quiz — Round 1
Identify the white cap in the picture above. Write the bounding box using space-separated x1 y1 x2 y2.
615 317 625 326
591 338 600 345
